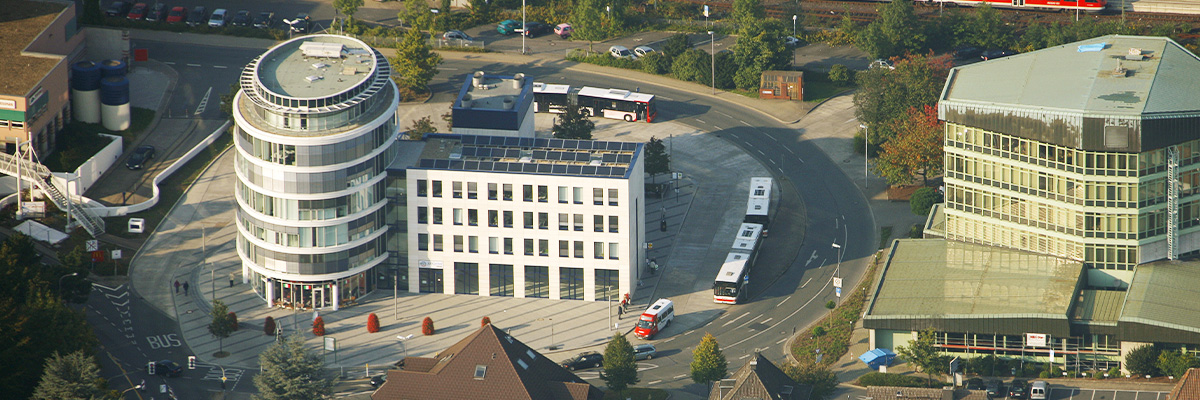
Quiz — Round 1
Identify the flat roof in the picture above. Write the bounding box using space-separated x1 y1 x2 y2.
715 252 751 283
1121 260 1200 334
254 35 375 99
410 134 641 179
464 74 525 110
731 223 762 252
867 239 1083 319
0 0 66 96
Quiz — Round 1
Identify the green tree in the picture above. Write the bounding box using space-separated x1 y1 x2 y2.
552 105 595 140
407 116 437 140
856 0 926 59
1126 344 1162 376
644 136 670 176
209 300 236 355
783 361 839 400
32 351 103 400
895 328 940 386
253 335 332 400
714 51 738 90
334 0 365 19
401 0 433 30
671 49 710 84
852 53 952 147
733 20 790 90
968 5 1008 50
1158 350 1199 379
572 0 607 42
690 333 728 386
469 0 491 16
440 0 451 13
640 52 670 75
910 187 941 216
219 83 239 120
390 28 442 92
731 0 765 25
600 334 639 391
828 64 852 85
873 105 944 186
662 33 691 59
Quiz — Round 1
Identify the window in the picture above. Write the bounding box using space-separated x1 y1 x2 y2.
538 212 548 230
538 186 548 202
468 182 478 199
560 267 584 300
609 216 619 233
452 181 463 198
594 188 604 205
489 210 498 227
418 233 429 251
489 237 499 254
525 266 549 298
595 269 619 301
503 211 513 227
469 236 479 253
574 214 584 231
524 239 535 255
503 184 513 201
523 185 533 202
594 242 604 259
558 186 568 203
573 241 584 258
453 208 463 225
417 206 428 224
468 209 478 226
454 235 464 252
433 234 443 251
609 242 619 260
608 188 619 206
417 180 428 197
490 264 514 297
418 268 443 293
488 183 498 200
432 181 442 197
432 208 443 224
594 215 604 232
559 240 569 257
474 365 487 379
539 239 549 256
573 187 583 204
504 238 513 254
559 213 569 230
454 262 479 295
524 212 534 229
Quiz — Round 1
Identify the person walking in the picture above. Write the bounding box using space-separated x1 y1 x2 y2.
174 280 180 294
229 272 236 288
183 281 189 296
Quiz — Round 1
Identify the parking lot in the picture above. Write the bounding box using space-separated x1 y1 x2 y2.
1046 388 1169 400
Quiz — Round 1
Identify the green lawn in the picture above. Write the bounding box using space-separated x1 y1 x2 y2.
803 71 854 103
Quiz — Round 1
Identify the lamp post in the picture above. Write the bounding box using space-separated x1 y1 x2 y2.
119 383 144 396
521 0 526 54
708 31 715 95
537 317 556 349
58 272 78 297
792 15 797 36
397 334 414 361
831 242 843 277
860 123 868 185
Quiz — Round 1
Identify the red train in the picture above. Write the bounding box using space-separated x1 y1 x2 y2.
916 0 1106 13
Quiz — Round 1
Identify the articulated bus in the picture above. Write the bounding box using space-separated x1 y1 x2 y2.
532 83 658 122
713 223 764 304
744 177 772 226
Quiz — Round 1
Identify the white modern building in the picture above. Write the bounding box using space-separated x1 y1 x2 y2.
450 71 535 138
233 35 400 310
389 134 646 301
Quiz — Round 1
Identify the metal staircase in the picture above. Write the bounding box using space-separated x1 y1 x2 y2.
0 149 106 237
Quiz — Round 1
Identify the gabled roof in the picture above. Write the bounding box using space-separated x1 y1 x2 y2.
372 324 602 400
1169 368 1200 400
708 353 809 400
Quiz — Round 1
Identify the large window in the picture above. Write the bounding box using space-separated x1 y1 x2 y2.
490 264 514 297
524 239 535 255
574 241 584 258
453 208 463 225
608 188 619 206
468 209 478 226
419 268 443 293
417 233 428 251
488 183 498 200
433 234 443 251
417 180 427 197
559 186 568 203
609 216 619 233
595 269 619 301
524 212 534 229
560 267 584 300
454 235 464 252
489 210 498 227
454 262 479 294
525 266 549 298
559 240 569 257
559 213 569 230
573 187 583 204
504 211 513 227
539 212 548 229
538 185 548 202
594 188 604 205
432 208 442 224
503 184 513 201
594 215 604 232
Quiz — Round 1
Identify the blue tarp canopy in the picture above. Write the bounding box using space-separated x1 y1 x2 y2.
858 348 897 369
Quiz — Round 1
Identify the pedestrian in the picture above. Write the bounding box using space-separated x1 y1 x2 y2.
174 280 180 294
229 272 236 288
183 281 189 295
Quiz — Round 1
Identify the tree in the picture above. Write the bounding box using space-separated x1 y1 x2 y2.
264 316 277 336
829 64 853 85
714 51 738 90
968 5 1009 50
856 0 926 59
208 300 235 354
334 0 365 19
640 52 670 75
782 361 839 400
662 33 691 59
422 316 436 335
895 328 940 386
253 335 332 400
1158 350 1199 379
731 0 765 25
81 0 103 25
468 0 491 16
400 0 433 30
910 187 940 216
733 20 791 90
481 316 492 327
601 334 639 391
367 313 381 333
407 116 437 140
873 105 944 186
853 53 952 148
690 333 728 386
645 137 670 176
312 316 326 336
572 0 607 42
440 0 451 13
824 300 836 324
671 49 710 85
391 28 442 93
553 105 595 140
219 83 239 119
228 311 239 331
32 351 103 400
1126 344 1161 376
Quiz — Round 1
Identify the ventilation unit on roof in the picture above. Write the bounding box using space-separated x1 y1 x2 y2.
305 75 323 82
609 89 631 98
312 62 329 69
300 42 344 58
1111 63 1128 78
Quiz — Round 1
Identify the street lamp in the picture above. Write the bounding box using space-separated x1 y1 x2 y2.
537 317 556 350
860 123 869 185
521 0 526 54
792 15 797 36
119 383 144 396
59 272 78 296
708 31 715 95
831 242 843 276
397 334 414 361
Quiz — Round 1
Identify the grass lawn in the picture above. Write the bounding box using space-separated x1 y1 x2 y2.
803 70 854 103
603 388 669 400
878 226 893 249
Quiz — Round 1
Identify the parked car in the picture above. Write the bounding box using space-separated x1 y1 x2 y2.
126 3 148 19
965 377 985 391
497 19 521 35
953 45 982 60
609 45 636 60
106 1 133 17
207 8 227 27
554 23 572 39
186 6 207 26
145 3 167 22
286 13 310 33
633 46 657 58
985 379 1002 398
522 21 550 37
442 30 473 42
981 48 1016 61
252 11 275 29
154 359 183 377
633 344 657 360
230 10 251 27
560 351 603 371
166 6 186 23
126 145 155 170
1009 379 1028 399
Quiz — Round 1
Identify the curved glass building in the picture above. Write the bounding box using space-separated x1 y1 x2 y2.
233 35 399 310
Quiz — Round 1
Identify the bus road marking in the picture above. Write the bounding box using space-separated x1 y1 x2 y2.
648 380 662 385
776 296 792 307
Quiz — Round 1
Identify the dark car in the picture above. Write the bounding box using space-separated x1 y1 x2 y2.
166 6 186 23
252 11 275 29
522 21 550 37
369 374 386 387
985 379 1002 398
126 145 155 170
953 46 981 60
1009 379 1028 399
106 1 133 17
286 13 310 33
186 6 207 26
145 3 167 22
560 351 603 371
966 377 986 391
230 10 251 27
127 3 148 19
981 48 1016 61
154 360 183 377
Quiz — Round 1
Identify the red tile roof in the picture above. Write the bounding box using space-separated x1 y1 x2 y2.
1170 368 1200 400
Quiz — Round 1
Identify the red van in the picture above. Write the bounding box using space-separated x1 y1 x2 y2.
634 298 674 339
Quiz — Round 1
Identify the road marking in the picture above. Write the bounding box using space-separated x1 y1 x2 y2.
739 119 750 126
757 149 765 156
163 61 176 65
93 283 125 291
213 65 227 69
777 337 789 344
659 96 673 101
785 147 795 155
684 330 695 336
759 346 769 352
716 111 734 119
739 354 751 359
845 117 858 123
761 318 773 324
805 250 818 267
194 87 212 116
186 63 201 67
695 119 706 124
673 374 688 379
725 262 846 350
647 380 662 385
721 312 749 327
732 315 761 330
442 67 460 70
769 159 777 165
662 337 676 343
776 295 792 307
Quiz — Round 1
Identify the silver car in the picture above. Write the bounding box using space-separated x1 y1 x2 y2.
633 344 657 360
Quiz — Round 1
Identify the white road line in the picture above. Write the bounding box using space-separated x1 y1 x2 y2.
163 61 176 65
695 119 706 124
716 111 734 119
721 313 750 327
732 315 761 330
761 318 773 324
776 295 792 307
739 119 750 126
684 330 695 336
844 117 858 123
647 380 662 385
673 374 688 379
212 65 227 69
186 63 201 67
800 278 812 288
776 337 789 344
662 337 676 343
759 346 770 352
785 147 795 155
769 159 777 165
726 264 843 350
739 354 752 359
194 87 212 116
757 149 765 156
442 67 460 70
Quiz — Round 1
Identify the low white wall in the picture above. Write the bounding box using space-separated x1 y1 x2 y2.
52 133 123 197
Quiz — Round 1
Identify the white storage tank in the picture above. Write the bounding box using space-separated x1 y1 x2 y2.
70 61 102 124
100 76 131 131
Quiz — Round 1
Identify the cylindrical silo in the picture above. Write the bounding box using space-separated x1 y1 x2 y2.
100 76 131 131
100 59 127 78
70 61 102 124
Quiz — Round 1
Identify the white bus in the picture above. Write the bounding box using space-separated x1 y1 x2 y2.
744 177 772 226
532 82 572 113
532 83 659 122
713 223 764 304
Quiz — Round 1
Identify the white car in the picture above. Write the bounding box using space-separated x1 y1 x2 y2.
633 46 657 58
208 8 227 27
784 36 801 47
609 45 636 60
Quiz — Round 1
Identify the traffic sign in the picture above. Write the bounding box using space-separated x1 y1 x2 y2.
86 240 99 251
833 277 843 288
835 287 842 297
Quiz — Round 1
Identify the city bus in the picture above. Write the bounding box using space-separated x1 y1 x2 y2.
532 83 658 123
713 223 764 304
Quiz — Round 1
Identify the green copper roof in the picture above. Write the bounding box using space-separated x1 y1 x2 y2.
1121 261 1200 334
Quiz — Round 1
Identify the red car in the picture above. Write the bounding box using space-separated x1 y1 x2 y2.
127 3 148 20
166 6 186 23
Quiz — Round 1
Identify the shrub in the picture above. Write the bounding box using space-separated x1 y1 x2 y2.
829 64 853 85
227 312 238 331
640 52 670 75
264 316 276 336
910 187 941 216
367 313 381 333
422 316 435 335
481 316 491 327
856 372 942 388
313 316 326 336
812 326 826 336
1126 344 1162 376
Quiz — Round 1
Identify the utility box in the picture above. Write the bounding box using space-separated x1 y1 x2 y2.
759 70 804 101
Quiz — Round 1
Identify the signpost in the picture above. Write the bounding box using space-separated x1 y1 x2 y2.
834 277 842 298
1025 333 1048 347
324 337 337 363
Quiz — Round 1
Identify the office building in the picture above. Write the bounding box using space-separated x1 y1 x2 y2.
1 0 86 155
450 72 535 138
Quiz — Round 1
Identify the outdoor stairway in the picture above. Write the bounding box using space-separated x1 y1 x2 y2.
0 151 106 237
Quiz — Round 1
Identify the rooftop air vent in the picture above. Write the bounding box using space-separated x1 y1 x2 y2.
1110 63 1128 78
473 71 486 88
502 96 515 110
305 75 323 82
312 62 329 69
300 42 344 58
341 67 358 75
